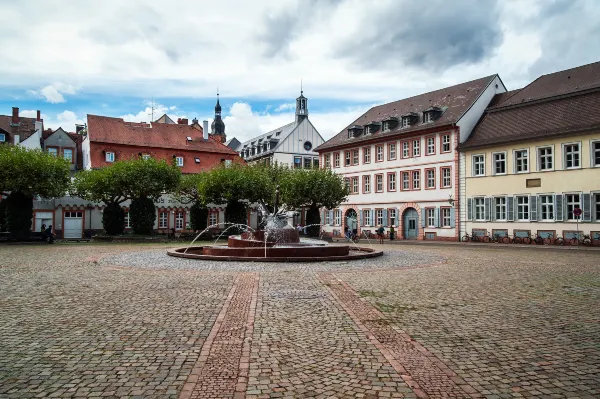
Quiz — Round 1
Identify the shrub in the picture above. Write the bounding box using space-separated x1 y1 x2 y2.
4 191 33 240
189 202 209 231
102 203 125 235
130 197 156 235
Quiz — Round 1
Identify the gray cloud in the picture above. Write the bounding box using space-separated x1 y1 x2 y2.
334 0 503 71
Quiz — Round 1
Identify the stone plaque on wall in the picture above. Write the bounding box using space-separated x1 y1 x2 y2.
526 178 541 188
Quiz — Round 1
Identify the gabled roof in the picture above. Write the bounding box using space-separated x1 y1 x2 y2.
154 114 176 124
87 114 239 155
462 61 600 150
0 115 37 141
237 121 297 159
225 137 241 151
315 75 498 151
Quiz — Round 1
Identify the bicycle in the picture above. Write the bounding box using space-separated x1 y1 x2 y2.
554 236 564 246
346 232 360 244
582 234 592 246
534 233 552 245
461 232 479 243
521 233 532 245
511 235 522 244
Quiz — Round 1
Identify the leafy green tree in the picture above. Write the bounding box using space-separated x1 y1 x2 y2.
129 197 156 235
279 168 349 237
189 202 209 231
0 145 70 239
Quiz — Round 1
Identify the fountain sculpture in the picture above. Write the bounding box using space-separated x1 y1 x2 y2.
168 186 382 262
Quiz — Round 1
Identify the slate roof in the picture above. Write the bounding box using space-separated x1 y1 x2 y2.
315 75 498 151
235 121 298 159
87 114 239 155
462 61 600 150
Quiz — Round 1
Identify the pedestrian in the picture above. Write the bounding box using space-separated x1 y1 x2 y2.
390 225 395 241
45 225 55 244
376 224 385 244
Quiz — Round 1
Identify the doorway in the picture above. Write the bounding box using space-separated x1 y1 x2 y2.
403 208 418 239
345 209 358 235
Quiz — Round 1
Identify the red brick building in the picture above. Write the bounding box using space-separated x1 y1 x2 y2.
83 114 243 171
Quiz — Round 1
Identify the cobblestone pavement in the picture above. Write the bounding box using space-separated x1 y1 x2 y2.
1 243 599 398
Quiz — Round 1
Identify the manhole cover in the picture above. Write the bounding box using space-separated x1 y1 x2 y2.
268 290 326 299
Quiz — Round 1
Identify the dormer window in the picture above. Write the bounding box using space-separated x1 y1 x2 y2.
423 112 434 123
347 125 364 138
381 117 398 132
364 126 371 135
195 157 201 163
275 131 281 136
423 107 442 123
382 121 389 132
186 136 192 141
402 117 411 127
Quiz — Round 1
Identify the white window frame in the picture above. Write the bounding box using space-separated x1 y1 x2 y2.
105 151 115 162
208 212 218 226
334 210 341 226
492 151 507 175
376 175 383 192
334 152 340 167
513 149 529 173
363 175 370 193
389 209 397 225
563 142 581 169
594 192 600 222
536 145 554 171
424 112 434 124
352 177 359 194
159 212 168 229
376 146 383 162
402 117 410 128
352 149 359 165
364 147 371 163
539 194 555 221
426 169 435 188
389 143 397 160
382 121 390 132
412 140 420 157
426 208 435 227
345 151 351 166
142 154 151 160
494 196 506 221
412 170 420 190
441 208 451 227
565 193 581 221
441 167 451 188
402 172 410 190
325 154 331 168
63 148 73 162
591 140 600 167
402 141 410 158
364 126 371 135
376 209 384 226
176 156 184 167
426 137 435 155
472 154 485 177
175 211 184 230
388 173 396 191
325 211 331 225
363 210 371 226
474 197 485 221
48 147 58 156
516 195 530 221
442 134 451 152
124 211 131 228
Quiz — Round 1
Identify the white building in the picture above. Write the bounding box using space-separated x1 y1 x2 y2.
315 75 506 241
228 91 325 168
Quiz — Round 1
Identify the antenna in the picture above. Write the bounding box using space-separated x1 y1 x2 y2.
148 98 157 121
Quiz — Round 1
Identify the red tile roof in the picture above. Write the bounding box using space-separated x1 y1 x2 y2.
315 75 498 151
462 62 600 150
87 114 239 155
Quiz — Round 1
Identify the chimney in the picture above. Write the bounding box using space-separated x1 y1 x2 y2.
36 110 41 122
177 118 182 124
203 120 209 140
12 107 19 124
179 118 188 125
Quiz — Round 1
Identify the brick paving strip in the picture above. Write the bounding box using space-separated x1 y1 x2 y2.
318 272 482 399
179 272 259 399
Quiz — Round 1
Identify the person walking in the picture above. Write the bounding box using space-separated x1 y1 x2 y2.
376 224 385 244
45 225 55 244
389 225 395 241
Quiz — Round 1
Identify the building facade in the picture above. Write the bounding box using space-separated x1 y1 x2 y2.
0 107 43 149
316 75 506 240
228 91 325 168
461 62 600 242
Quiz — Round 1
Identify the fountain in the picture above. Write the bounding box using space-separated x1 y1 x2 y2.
168 186 383 262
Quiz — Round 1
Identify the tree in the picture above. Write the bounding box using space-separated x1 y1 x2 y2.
279 168 349 237
0 145 70 239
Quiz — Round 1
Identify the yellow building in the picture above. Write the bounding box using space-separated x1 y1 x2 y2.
460 62 600 244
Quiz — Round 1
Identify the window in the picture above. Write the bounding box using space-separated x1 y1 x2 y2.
441 167 451 188
473 155 485 176
176 156 184 167
474 198 485 221
363 147 371 163
363 175 371 193
124 211 131 228
325 211 331 225
294 156 302 169
313 158 319 168
376 145 383 161
63 148 73 162
441 208 451 227
424 112 434 124
224 159 232 168
0 133 5 142
351 177 359 194
494 197 506 220
352 150 359 165
516 196 529 220
388 143 397 160
345 151 351 166
334 152 340 167
325 154 331 168
364 126 371 135
195 157 201 164
566 194 581 220
595 193 600 221
540 195 554 221
563 143 580 169
209 212 218 226
592 141 600 167
304 157 312 168
47 147 58 156
344 178 350 189
514 149 528 173
412 170 420 190
441 134 451 152
426 169 435 189
426 137 435 155
363 210 371 226
402 141 410 158
426 208 435 227
142 154 151 160
175 212 184 230
412 140 420 157
538 146 553 171
159 212 168 228
105 151 115 162
388 173 396 191
375 174 383 192
493 152 506 174
402 117 410 127
334 210 341 225
382 121 390 132
376 209 384 226
389 209 397 226
402 172 410 190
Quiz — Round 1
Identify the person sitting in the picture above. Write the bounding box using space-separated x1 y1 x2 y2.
40 224 47 241
45 225 55 244
376 225 385 244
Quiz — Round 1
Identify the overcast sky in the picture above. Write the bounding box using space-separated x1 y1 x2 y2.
1 0 599 143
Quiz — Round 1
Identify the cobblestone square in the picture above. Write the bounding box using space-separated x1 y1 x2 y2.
0 243 598 398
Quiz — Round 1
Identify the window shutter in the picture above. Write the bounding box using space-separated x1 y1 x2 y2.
383 209 388 225
484 197 491 221
555 194 563 221
360 210 364 226
582 193 591 222
491 198 496 221
450 207 456 228
421 210 427 228
322 210 326 225
530 195 537 222
329 210 334 225
394 208 399 226
507 196 514 221
435 207 440 228
467 198 473 221
370 210 374 226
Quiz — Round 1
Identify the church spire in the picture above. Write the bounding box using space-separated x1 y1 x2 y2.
210 90 226 142
295 82 308 124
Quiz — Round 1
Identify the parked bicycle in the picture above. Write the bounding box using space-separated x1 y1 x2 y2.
521 233 533 245
346 232 360 244
554 236 564 246
534 233 552 245
511 234 522 244
461 232 479 242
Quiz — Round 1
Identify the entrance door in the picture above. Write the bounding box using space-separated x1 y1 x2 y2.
345 209 358 234
35 211 53 232
403 208 418 239
64 211 83 238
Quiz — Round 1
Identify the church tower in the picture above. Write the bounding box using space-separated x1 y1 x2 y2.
210 92 226 143
295 89 308 124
